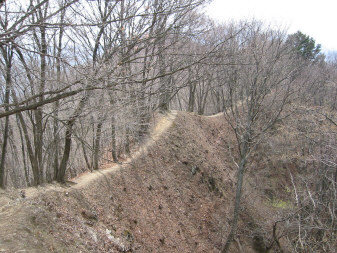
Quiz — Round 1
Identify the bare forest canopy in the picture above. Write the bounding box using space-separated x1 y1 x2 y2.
0 1 336 252
0 0 335 187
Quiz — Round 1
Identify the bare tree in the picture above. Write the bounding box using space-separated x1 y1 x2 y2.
0 37 13 187
271 109 337 252
220 22 301 252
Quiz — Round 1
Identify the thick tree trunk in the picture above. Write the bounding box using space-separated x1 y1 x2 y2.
0 58 11 188
0 47 13 187
57 93 88 183
57 123 74 182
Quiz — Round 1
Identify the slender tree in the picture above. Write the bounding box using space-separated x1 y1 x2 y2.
220 22 300 252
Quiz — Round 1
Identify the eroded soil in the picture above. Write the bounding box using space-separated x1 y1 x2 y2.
0 111 280 253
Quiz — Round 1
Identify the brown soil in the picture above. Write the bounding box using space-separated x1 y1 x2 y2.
0 111 284 253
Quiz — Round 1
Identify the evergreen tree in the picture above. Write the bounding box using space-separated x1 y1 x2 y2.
287 31 322 61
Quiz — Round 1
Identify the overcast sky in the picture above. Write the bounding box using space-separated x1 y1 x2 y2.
206 0 337 53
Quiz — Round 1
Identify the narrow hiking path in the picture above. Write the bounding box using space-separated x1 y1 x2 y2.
72 110 178 189
0 110 238 253
0 111 178 252
2 111 178 200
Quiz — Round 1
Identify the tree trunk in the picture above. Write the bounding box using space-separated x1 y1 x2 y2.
53 101 60 180
125 126 131 155
81 140 92 171
16 115 30 186
188 82 196 112
15 110 40 185
57 93 89 183
0 110 9 188
0 52 11 188
138 70 151 139
157 15 169 113
159 74 171 112
13 48 40 185
0 46 13 187
108 94 118 162
222 136 249 253
93 121 102 170
38 22 47 182
53 11 64 180
111 116 118 162
57 122 74 182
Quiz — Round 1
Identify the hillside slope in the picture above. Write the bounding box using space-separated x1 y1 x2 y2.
0 111 282 253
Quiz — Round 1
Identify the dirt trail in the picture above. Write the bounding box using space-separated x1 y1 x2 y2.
0 108 322 252
0 110 271 253
206 112 223 118
19 111 178 198
72 110 178 190
0 111 179 252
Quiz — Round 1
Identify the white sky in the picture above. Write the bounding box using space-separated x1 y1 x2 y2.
206 0 337 53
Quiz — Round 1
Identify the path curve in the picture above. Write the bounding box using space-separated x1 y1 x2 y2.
73 110 178 189
20 111 178 198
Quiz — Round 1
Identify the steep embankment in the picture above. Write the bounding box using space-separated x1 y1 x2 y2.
0 111 278 253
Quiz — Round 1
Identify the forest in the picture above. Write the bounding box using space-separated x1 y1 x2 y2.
0 1 336 252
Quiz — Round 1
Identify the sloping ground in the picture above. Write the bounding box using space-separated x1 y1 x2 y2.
0 111 284 253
